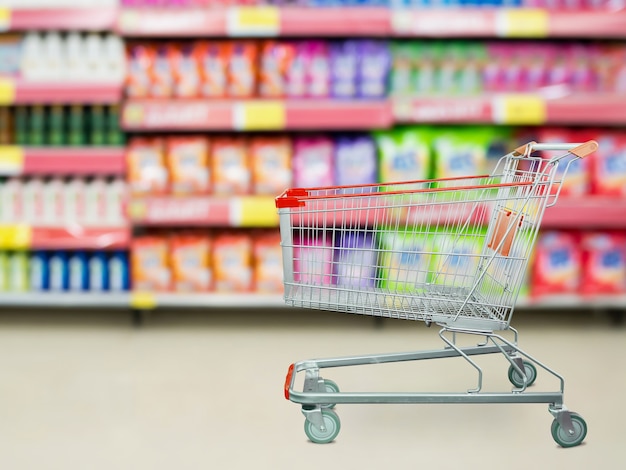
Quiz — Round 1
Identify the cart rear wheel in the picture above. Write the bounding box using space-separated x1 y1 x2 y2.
551 413 587 448
321 379 339 409
508 361 537 388
304 409 341 444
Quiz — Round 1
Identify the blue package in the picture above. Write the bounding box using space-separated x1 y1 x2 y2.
357 40 391 99
89 252 109 292
48 251 70 291
108 251 130 292
68 251 89 291
335 135 378 188
334 231 378 288
330 40 359 99
30 251 50 291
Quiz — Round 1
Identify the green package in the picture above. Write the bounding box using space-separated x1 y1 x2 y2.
374 127 432 185
432 126 496 180
378 228 435 293
0 252 8 292
389 42 416 97
430 227 487 289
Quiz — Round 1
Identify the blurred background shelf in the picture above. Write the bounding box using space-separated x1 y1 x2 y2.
0 80 123 105
0 147 126 175
2 7 117 31
0 226 131 250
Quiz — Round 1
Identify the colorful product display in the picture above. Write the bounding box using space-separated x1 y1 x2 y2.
390 41 626 96
131 230 282 293
1 106 124 147
0 250 130 293
125 39 390 99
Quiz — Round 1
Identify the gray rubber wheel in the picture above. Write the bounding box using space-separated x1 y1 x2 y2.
321 379 339 409
551 413 587 448
304 409 341 444
508 361 537 388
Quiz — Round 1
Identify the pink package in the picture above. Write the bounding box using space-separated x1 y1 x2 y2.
538 128 591 196
531 231 581 297
292 137 334 188
303 41 330 98
592 132 626 196
293 234 334 286
285 42 307 98
580 232 626 296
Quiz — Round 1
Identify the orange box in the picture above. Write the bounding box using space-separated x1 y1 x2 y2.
166 136 211 195
131 236 171 291
170 233 213 292
127 137 168 194
250 136 292 195
211 137 251 195
253 230 283 293
213 232 253 292
226 41 258 97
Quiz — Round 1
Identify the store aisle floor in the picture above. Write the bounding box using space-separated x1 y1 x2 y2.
0 309 623 470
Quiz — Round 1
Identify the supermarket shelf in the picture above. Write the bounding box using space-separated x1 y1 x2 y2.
3 7 117 31
121 99 393 131
128 196 278 227
0 147 126 176
0 225 131 250
138 293 285 308
0 80 123 105
393 94 626 125
115 7 626 38
391 9 626 38
517 294 626 310
116 6 390 37
542 197 626 230
0 293 130 308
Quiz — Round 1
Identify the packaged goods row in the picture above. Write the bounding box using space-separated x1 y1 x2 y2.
390 41 626 95
132 229 282 292
127 127 626 197
126 39 388 99
0 106 125 147
119 0 621 9
0 33 125 83
289 228 626 298
0 250 130 293
0 177 126 226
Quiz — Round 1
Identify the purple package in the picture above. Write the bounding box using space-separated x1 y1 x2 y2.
357 40 391 99
293 234 334 286
334 135 377 188
303 41 331 98
330 40 359 99
292 137 334 188
334 232 377 288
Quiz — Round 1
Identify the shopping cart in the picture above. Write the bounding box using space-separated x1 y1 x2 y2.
276 140 598 447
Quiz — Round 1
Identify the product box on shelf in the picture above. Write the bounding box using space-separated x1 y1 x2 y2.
131 236 171 291
211 137 252 195
531 231 582 297
170 233 213 292
166 136 211 195
213 231 253 292
253 230 283 293
580 232 626 296
250 136 292 195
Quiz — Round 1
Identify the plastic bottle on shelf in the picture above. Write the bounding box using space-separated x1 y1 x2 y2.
65 32 88 82
84 33 105 82
68 105 85 146
14 107 28 145
108 251 130 292
106 106 125 146
8 252 29 293
19 33 44 82
103 34 126 84
68 251 89 292
89 105 106 146
49 251 70 292
47 105 65 146
30 251 50 292
28 105 46 146
0 108 12 145
42 32 65 82
89 252 109 292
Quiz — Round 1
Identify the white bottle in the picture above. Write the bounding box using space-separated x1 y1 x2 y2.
65 32 87 81
20 32 44 82
105 178 127 226
42 32 65 81
84 33 104 82
103 34 126 84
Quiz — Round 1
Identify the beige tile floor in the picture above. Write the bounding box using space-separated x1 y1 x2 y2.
0 308 623 470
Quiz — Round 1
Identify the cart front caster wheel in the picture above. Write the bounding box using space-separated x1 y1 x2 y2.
508 361 537 388
321 379 339 409
551 413 587 448
304 409 341 444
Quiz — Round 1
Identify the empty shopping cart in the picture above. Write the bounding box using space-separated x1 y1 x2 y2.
277 140 598 447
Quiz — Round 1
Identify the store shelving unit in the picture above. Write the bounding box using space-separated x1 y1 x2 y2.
0 5 625 316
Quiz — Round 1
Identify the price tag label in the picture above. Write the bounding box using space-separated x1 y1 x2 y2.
0 225 32 249
127 199 147 220
0 146 24 175
0 78 16 105
227 6 279 36
0 8 11 32
130 292 157 310
233 101 285 130
496 9 549 37
492 95 546 125
236 197 279 227
122 103 145 128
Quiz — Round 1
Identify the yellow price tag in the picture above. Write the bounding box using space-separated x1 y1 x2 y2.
497 9 549 38
122 103 145 127
233 101 285 130
493 95 546 125
0 78 16 105
0 146 24 175
0 225 32 249
0 8 10 32
130 292 157 310
237 197 279 227
127 200 147 220
227 6 280 36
